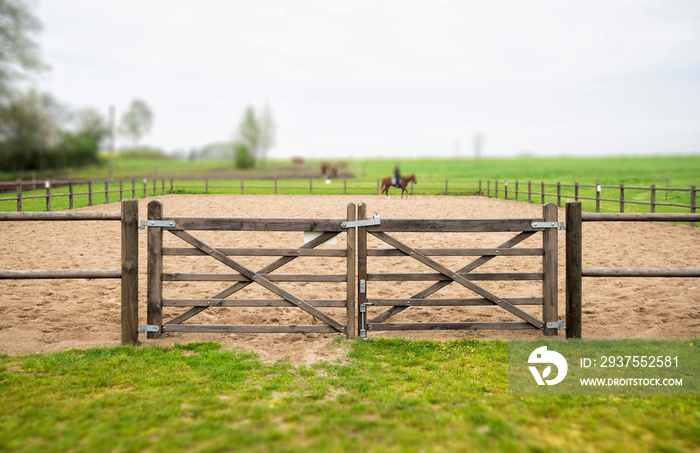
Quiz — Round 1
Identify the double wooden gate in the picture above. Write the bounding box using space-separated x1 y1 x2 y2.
145 201 560 339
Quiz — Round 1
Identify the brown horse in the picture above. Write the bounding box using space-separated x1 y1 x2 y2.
380 173 417 199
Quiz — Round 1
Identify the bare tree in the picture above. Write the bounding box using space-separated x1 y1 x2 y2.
119 98 153 149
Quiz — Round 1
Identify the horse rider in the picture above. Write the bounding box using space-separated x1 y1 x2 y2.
393 165 402 187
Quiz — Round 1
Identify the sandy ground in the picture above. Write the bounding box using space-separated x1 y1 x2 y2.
1 194 698 363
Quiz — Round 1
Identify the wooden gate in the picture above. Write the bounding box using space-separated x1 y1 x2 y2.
357 202 560 337
145 201 357 339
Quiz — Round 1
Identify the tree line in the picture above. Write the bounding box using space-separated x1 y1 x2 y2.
0 0 276 174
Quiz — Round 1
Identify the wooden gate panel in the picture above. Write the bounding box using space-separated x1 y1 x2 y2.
147 201 356 339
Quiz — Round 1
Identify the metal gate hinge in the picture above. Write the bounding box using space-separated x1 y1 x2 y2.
532 221 565 230
341 213 380 228
546 320 565 330
139 324 160 333
139 220 176 229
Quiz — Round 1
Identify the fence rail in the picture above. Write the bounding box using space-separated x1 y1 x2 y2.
0 178 696 224
565 202 700 339
0 200 140 345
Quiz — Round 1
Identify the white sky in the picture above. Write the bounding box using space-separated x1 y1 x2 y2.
35 0 700 158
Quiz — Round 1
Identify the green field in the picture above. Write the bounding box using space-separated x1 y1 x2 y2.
1 154 697 215
1 339 698 453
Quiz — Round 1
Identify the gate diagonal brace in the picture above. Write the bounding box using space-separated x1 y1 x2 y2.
370 231 545 330
164 232 339 326
168 229 346 333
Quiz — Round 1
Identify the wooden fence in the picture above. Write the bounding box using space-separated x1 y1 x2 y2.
564 201 700 339
0 199 140 345
144 201 357 339
357 202 561 337
1 178 696 223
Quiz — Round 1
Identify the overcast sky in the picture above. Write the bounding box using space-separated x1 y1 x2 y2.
35 0 700 159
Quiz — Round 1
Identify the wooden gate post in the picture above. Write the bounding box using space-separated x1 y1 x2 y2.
121 199 139 345
357 203 368 337
346 203 357 339
565 202 582 339
542 202 558 336
147 200 164 339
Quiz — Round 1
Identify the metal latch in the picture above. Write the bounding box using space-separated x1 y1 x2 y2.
546 320 565 330
341 212 380 228
359 279 366 294
359 303 373 339
531 221 565 230
139 324 160 333
139 220 176 229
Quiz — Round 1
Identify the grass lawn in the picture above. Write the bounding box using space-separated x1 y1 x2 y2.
1 339 698 453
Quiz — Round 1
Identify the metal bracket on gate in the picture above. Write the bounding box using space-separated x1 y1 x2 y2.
341 212 380 229
139 220 176 229
359 303 373 339
531 221 565 230
546 320 565 330
359 279 366 294
139 324 160 333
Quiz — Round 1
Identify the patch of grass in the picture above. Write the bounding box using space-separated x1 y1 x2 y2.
1 339 697 452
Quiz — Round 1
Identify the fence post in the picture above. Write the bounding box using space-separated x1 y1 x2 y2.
146 200 163 339
557 182 561 207
487 180 490 197
479 179 482 195
16 179 22 212
143 179 147 198
541 181 545 204
69 180 74 209
528 181 532 203
88 180 93 206
121 199 139 345
543 202 559 336
275 179 278 195
691 185 697 227
105 181 110 204
376 179 380 195
119 180 124 201
620 183 625 213
205 178 209 195
574 182 579 201
357 203 368 337
515 181 519 201
161 179 165 196
170 179 173 195
346 203 356 339
504 181 508 200
343 178 347 195
241 179 244 195
565 201 582 339
310 177 313 195
495 181 499 198
596 184 601 213
445 179 448 196
45 181 50 212
152 179 156 196
650 184 656 213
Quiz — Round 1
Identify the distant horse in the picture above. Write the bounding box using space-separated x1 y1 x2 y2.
380 173 417 199
321 161 338 178
291 156 305 165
